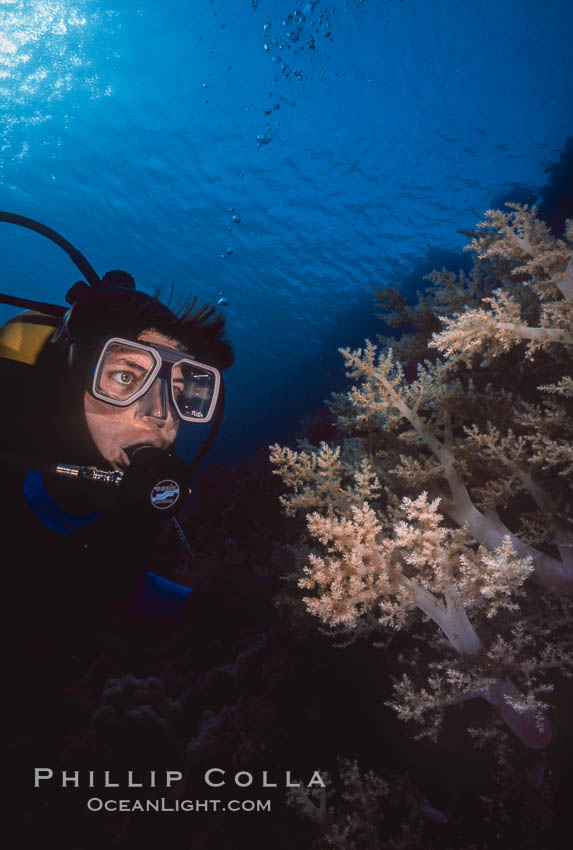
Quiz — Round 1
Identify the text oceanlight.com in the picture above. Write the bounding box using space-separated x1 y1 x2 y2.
86 798 272 813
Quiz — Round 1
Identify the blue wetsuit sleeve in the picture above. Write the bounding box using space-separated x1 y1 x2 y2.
117 571 192 625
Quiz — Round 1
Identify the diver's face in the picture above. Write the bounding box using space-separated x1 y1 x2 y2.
84 329 183 470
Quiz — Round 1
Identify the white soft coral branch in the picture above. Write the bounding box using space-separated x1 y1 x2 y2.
302 496 550 748
463 424 573 576
341 343 573 595
431 206 573 363
429 289 573 366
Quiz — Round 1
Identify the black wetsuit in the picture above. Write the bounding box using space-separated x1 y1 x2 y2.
0 355 189 654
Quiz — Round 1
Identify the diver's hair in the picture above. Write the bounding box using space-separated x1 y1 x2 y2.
66 286 234 371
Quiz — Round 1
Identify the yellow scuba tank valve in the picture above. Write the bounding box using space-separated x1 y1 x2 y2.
0 310 59 366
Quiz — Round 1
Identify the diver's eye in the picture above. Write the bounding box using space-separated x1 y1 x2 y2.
112 370 134 386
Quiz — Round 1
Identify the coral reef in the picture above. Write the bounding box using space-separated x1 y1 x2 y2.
287 758 447 850
271 205 573 748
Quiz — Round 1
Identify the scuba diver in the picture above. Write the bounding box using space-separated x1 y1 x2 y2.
0 212 234 650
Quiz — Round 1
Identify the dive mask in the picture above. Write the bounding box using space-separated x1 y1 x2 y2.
91 337 221 423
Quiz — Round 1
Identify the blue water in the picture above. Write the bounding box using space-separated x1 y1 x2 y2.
1 0 572 464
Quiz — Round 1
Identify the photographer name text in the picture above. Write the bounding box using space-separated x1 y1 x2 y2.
34 768 326 790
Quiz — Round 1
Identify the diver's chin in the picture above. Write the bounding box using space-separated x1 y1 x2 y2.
116 448 130 470
105 448 130 471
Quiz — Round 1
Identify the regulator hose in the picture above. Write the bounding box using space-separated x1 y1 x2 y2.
0 211 101 287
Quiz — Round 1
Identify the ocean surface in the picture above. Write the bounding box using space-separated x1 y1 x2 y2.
1 0 572 464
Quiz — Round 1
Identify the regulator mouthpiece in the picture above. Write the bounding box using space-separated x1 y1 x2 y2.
54 446 191 516
120 444 191 514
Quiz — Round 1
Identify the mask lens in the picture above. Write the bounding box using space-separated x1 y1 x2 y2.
94 341 157 404
172 362 217 421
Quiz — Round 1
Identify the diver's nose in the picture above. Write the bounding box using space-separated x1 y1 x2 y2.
135 377 170 423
